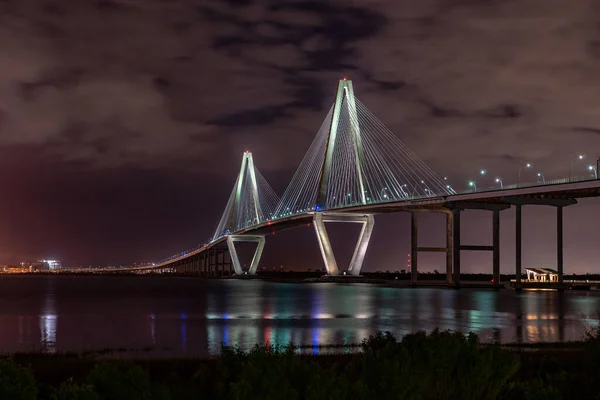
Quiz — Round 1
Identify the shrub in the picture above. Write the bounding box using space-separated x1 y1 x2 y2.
210 342 348 400
88 362 170 400
508 377 563 400
0 358 38 400
202 331 520 400
360 331 397 352
350 330 520 400
51 378 99 400
223 343 303 400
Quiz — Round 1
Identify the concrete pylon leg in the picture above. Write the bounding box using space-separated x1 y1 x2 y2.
226 235 266 275
446 212 453 285
452 209 461 287
557 206 564 288
492 210 500 284
410 212 418 284
515 204 522 290
348 215 375 276
313 212 374 276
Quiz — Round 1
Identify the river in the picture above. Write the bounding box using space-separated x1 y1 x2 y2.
0 276 598 357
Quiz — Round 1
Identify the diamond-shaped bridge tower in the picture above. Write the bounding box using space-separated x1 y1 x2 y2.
213 151 279 275
275 79 451 275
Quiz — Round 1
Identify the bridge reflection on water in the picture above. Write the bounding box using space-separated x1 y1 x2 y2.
202 283 599 355
0 277 598 357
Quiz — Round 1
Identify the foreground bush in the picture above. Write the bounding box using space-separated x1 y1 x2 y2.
88 362 170 400
204 330 520 400
349 329 520 400
0 358 38 400
202 343 348 400
50 378 99 400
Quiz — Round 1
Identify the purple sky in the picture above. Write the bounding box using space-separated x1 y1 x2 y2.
0 0 599 273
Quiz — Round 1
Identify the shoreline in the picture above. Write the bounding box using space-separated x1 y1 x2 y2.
1 339 591 360
6 272 600 291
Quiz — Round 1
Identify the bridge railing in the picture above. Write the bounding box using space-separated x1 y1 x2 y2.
456 174 597 195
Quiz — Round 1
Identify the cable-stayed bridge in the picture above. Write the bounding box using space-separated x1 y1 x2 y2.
99 79 600 288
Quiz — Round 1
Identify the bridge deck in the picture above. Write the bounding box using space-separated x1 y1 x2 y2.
96 178 600 274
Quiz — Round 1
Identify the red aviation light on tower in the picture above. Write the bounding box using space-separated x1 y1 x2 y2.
342 76 347 81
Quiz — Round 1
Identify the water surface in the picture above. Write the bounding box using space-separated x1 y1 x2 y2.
0 276 598 357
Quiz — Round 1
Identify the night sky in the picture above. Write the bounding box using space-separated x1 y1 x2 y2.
0 0 599 273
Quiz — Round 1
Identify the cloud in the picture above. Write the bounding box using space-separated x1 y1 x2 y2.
350 0 600 177
2 0 600 181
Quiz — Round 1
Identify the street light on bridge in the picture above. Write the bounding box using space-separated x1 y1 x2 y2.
517 162 532 187
495 177 503 188
536 172 545 184
380 187 389 200
569 154 585 182
589 165 598 179
468 181 476 192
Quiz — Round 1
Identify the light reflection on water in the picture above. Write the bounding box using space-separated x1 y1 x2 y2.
40 279 57 354
0 276 598 357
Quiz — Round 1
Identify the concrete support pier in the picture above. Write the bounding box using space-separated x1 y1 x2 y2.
226 235 266 275
452 209 461 286
409 209 453 285
445 202 509 288
410 212 418 284
313 212 374 276
503 197 577 291
557 206 564 289
446 213 453 285
493 210 500 284
515 204 522 290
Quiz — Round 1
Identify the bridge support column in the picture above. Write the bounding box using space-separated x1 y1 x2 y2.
493 210 500 285
515 205 522 290
313 212 374 276
452 209 461 286
557 206 564 289
502 196 576 291
408 210 453 285
226 235 266 275
446 212 454 285
446 202 510 288
410 212 418 284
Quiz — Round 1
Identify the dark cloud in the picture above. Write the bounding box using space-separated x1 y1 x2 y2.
572 127 600 135
196 0 386 126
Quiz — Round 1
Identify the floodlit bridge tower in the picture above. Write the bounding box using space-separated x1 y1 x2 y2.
276 78 451 276
314 79 374 276
213 151 279 275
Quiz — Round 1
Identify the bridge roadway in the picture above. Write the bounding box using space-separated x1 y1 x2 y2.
98 177 600 289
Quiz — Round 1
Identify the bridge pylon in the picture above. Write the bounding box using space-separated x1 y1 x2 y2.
212 151 280 275
275 78 451 218
213 151 279 240
316 78 366 209
313 212 374 276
